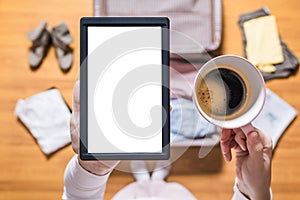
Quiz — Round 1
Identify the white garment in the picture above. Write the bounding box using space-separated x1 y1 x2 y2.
62 155 259 200
62 155 109 200
112 180 197 200
14 88 71 155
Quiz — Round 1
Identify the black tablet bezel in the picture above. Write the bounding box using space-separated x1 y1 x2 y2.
80 17 170 160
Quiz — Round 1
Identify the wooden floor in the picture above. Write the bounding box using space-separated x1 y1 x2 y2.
1 0 300 199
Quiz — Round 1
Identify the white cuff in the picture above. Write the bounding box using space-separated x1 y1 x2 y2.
232 178 272 200
62 155 110 200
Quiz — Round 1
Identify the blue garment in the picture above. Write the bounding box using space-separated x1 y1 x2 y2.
170 98 216 139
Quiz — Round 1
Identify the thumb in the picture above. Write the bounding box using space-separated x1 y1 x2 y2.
246 131 264 158
72 80 80 116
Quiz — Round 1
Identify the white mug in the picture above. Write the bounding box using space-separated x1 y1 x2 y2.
193 55 266 134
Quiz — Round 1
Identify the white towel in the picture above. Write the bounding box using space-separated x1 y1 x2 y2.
14 88 71 155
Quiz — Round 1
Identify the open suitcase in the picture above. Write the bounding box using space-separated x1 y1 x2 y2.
94 0 222 58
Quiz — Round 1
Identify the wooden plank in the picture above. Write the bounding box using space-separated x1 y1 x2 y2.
0 0 300 199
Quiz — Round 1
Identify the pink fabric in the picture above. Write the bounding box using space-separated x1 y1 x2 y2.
170 59 203 100
95 0 222 54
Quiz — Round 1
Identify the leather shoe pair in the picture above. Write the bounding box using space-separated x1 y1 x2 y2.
27 21 73 72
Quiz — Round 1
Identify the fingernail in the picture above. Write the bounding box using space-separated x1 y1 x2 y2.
223 153 231 162
241 144 247 151
223 155 229 162
249 131 259 143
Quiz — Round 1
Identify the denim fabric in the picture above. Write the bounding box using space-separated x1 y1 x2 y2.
170 98 216 139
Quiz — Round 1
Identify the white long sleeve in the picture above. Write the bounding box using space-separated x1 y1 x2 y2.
62 156 271 200
232 184 249 200
62 155 110 200
232 178 272 200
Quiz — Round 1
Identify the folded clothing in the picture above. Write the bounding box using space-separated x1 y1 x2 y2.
253 88 297 149
243 15 283 72
239 7 299 81
170 98 216 139
14 88 71 155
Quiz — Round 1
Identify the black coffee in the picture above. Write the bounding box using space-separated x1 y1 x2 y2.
196 65 250 119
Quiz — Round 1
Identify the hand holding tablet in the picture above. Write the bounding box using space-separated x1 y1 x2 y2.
80 17 170 160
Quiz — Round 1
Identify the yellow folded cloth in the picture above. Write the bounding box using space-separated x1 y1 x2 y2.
244 15 284 72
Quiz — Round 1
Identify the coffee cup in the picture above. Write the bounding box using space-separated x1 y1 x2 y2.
193 55 266 134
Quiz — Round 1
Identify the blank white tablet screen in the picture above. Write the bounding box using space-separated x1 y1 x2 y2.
87 26 163 153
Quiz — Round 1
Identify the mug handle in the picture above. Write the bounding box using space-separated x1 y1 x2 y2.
241 123 256 135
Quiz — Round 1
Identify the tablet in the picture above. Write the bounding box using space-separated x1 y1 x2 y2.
80 17 170 160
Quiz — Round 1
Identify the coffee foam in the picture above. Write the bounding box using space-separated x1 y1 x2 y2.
196 65 251 120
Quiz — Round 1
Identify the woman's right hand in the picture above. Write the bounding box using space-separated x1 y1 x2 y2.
220 128 272 200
